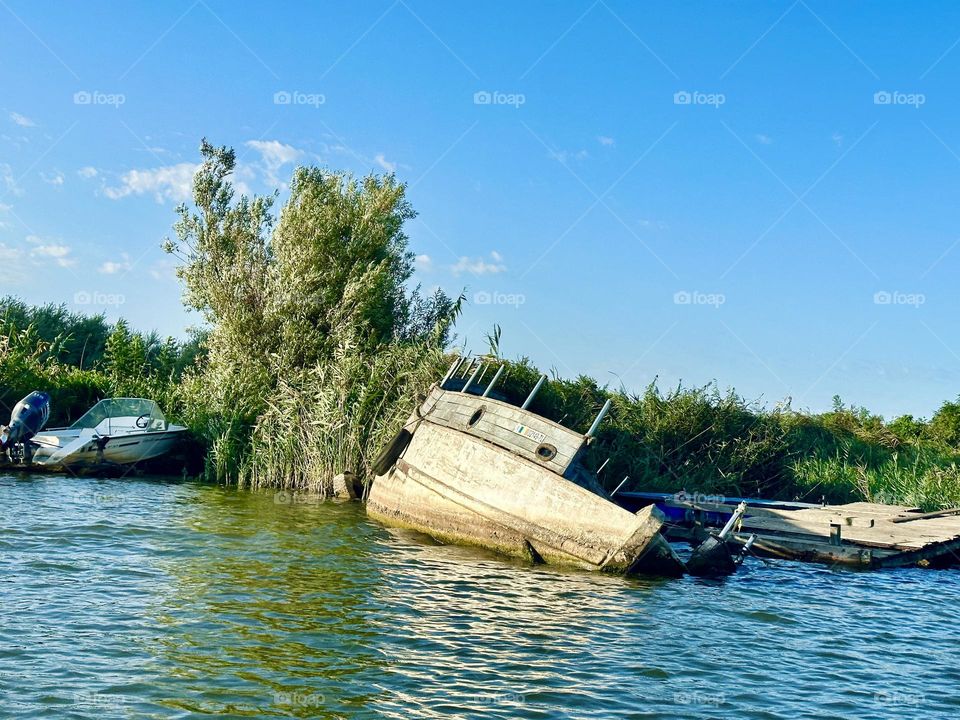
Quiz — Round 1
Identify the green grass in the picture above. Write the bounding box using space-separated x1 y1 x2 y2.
6 302 960 510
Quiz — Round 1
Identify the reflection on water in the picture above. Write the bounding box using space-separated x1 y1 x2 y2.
2 474 960 719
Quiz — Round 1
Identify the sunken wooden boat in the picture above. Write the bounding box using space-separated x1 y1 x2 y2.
366 360 685 577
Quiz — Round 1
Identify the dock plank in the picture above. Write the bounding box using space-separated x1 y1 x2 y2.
651 495 960 568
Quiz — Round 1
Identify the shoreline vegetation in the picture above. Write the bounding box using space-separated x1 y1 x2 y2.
4 140 960 510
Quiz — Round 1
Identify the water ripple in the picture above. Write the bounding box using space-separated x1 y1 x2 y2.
2 474 960 718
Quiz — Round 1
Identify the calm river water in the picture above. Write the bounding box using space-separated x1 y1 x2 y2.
2 474 959 719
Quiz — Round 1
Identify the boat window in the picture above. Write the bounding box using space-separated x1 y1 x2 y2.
536 443 558 461
467 408 484 427
70 398 167 433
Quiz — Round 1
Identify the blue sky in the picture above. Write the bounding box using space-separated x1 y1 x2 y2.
2 1 960 419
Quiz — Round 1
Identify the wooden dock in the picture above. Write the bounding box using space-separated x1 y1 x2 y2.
616 493 960 569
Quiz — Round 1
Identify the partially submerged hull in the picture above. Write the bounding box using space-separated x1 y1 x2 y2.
367 385 684 576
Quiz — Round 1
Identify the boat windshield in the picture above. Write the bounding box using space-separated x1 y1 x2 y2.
69 398 168 433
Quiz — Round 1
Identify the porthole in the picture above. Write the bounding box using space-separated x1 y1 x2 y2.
535 443 558 461
468 408 484 427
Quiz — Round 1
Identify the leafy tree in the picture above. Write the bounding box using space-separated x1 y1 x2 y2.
928 398 960 448
0 296 110 367
889 414 925 443
163 140 458 483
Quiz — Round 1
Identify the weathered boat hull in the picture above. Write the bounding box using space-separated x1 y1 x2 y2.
367 392 683 576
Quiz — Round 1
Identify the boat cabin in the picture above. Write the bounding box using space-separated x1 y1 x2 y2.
64 398 170 434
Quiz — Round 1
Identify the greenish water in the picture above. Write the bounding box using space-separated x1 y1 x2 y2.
2 475 959 719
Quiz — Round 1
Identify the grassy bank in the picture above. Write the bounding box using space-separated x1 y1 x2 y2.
490 363 960 511
4 139 960 510
5 298 960 509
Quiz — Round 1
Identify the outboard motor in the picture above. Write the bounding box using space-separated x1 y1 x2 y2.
0 391 51 452
687 501 753 577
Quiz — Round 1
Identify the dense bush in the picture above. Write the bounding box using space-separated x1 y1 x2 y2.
162 140 458 487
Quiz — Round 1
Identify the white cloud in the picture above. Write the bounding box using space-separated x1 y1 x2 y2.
755 134 773 145
41 170 64 186
104 162 199 203
245 139 302 166
639 219 669 230
0 242 26 275
244 139 303 186
230 163 256 197
375 153 397 173
77 166 98 179
1 163 21 196
29 240 75 267
548 148 589 163
99 253 131 274
9 112 36 128
149 258 178 281
451 251 506 276
415 254 433 272
597 136 615 147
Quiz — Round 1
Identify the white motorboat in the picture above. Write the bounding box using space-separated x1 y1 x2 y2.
30 398 187 469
